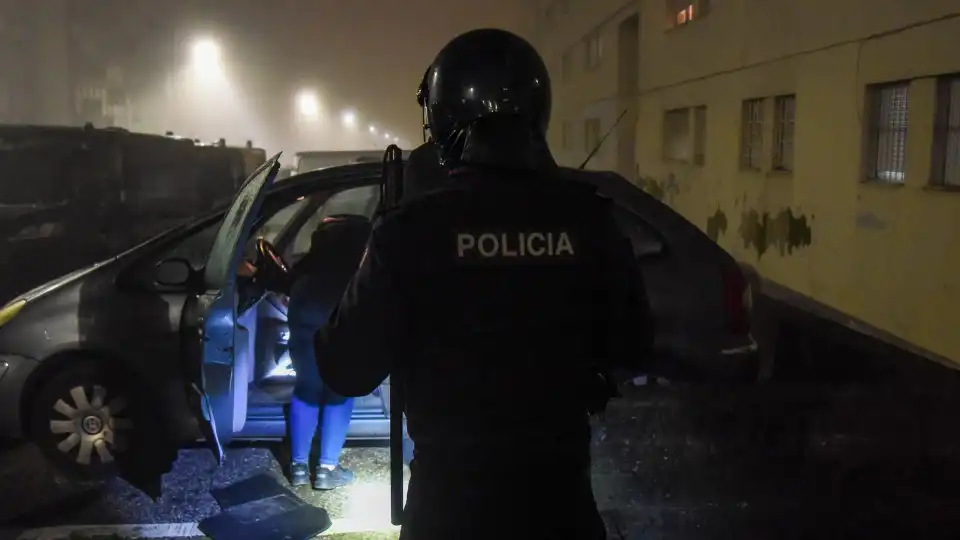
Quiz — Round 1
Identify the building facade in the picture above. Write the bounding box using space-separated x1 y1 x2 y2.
529 0 960 367
0 0 158 127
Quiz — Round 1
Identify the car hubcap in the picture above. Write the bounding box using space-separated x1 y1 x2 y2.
49 385 132 466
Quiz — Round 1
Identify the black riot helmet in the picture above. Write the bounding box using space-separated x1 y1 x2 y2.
418 29 552 166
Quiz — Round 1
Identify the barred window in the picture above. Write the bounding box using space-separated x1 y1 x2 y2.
864 82 908 184
584 118 601 154
584 32 602 70
740 99 764 170
773 95 796 171
931 76 960 187
662 108 691 162
561 48 573 81
693 106 707 165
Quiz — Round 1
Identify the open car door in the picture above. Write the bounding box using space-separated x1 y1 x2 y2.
182 153 283 464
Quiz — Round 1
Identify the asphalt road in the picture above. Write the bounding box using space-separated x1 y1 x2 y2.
0 442 405 539
2 299 960 539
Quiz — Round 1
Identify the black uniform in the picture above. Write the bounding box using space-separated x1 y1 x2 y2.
400 142 447 204
315 28 654 540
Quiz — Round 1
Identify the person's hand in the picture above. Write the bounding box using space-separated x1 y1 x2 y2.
238 260 257 277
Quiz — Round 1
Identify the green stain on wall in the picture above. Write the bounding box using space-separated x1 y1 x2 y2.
738 208 813 258
706 208 728 242
637 176 665 201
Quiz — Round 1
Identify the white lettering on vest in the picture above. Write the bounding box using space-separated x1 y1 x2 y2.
477 233 499 256
456 231 576 258
457 233 476 256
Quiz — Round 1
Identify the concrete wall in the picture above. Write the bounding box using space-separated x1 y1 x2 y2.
530 0 960 367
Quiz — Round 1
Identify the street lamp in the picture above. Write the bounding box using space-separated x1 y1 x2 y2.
383 132 391 140
295 89 319 120
368 125 377 135
190 38 222 72
341 110 357 128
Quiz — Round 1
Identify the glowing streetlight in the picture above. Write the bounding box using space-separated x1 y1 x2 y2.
368 125 377 135
190 38 222 72
295 89 319 119
383 132 391 140
393 137 399 143
341 110 357 128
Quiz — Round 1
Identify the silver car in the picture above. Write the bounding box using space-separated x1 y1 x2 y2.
0 158 755 495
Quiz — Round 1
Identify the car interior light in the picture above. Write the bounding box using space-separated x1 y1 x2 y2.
0 299 26 328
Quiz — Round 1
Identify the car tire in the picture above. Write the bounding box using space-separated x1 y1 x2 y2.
29 361 148 480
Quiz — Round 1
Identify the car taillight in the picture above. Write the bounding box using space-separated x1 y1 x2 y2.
723 267 752 335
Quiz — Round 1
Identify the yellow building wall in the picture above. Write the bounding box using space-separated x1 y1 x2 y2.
530 0 960 365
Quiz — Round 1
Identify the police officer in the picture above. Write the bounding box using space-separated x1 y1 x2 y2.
315 28 654 540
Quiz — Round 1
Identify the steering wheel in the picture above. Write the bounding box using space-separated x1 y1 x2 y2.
250 237 291 295
257 237 289 275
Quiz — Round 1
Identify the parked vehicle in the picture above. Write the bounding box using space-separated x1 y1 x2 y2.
195 137 268 180
0 124 249 304
0 157 755 494
293 149 406 173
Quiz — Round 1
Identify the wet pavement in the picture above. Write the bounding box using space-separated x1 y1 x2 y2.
0 443 404 538
1 298 960 539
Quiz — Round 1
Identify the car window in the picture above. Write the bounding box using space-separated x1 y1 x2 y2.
289 184 379 260
162 219 223 269
204 162 277 289
613 205 664 259
255 197 308 244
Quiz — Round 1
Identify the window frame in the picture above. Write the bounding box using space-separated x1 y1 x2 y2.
693 105 707 166
772 95 796 172
666 0 711 29
862 81 909 184
930 75 960 188
561 120 572 151
561 48 573 82
740 98 765 170
584 32 602 71
584 118 602 155
662 108 692 163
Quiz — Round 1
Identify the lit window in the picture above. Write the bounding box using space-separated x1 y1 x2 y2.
668 0 710 28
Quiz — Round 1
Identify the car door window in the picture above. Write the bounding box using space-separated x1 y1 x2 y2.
613 205 664 259
289 184 379 261
204 162 278 289
254 197 309 244
160 220 223 270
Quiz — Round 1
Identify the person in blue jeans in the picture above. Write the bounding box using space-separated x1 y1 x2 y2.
286 214 372 490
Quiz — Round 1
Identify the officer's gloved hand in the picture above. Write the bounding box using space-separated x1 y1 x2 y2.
401 142 446 203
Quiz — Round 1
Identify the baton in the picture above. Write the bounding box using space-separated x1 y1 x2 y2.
380 144 406 526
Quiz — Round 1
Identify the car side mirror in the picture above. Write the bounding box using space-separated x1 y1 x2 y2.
155 258 194 287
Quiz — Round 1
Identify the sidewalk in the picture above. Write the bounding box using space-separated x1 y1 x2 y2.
588 292 960 539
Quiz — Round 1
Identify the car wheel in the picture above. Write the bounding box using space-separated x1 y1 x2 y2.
29 362 142 480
